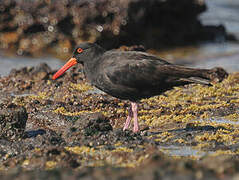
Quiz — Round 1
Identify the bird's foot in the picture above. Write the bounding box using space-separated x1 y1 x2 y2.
123 125 129 131
133 125 139 133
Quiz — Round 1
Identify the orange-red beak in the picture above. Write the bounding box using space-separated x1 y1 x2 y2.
52 58 77 80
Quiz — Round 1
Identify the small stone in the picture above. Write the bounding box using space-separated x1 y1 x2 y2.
30 63 52 80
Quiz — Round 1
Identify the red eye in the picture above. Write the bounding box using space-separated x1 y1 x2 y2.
77 48 83 53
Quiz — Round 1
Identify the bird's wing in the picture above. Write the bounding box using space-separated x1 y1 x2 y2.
103 52 210 89
103 50 172 65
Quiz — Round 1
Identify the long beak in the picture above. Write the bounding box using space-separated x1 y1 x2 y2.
52 58 77 80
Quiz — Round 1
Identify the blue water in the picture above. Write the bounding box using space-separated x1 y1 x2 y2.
188 42 239 72
0 54 64 76
200 0 239 40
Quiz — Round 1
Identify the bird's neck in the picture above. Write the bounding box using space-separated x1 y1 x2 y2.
82 44 105 64
83 46 105 81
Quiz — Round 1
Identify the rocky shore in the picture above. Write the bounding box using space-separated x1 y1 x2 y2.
0 62 239 179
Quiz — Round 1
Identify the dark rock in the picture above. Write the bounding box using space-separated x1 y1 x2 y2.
0 0 230 56
66 112 113 137
185 123 226 132
23 129 65 148
0 105 28 140
31 63 51 74
30 63 52 80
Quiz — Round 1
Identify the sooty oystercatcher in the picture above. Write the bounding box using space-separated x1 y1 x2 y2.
52 43 228 133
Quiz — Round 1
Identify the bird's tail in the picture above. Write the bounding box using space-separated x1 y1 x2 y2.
166 65 228 85
203 67 228 83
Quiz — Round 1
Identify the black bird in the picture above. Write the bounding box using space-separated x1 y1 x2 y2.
52 43 228 132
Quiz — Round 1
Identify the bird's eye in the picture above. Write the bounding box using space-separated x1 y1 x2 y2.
77 48 83 53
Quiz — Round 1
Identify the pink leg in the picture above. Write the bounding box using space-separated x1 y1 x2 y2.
123 105 133 131
131 102 139 133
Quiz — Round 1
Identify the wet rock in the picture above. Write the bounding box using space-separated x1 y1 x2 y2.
185 123 226 131
0 104 28 140
30 63 52 81
83 113 113 136
63 112 112 141
31 63 51 74
23 129 65 148
61 112 148 147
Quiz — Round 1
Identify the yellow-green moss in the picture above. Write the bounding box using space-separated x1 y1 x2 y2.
53 107 101 116
69 83 93 92
65 146 95 155
22 160 30 167
155 132 174 142
64 145 149 168
112 147 133 153
195 131 233 144
45 161 57 169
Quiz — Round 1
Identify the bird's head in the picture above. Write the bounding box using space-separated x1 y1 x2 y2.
52 43 103 80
